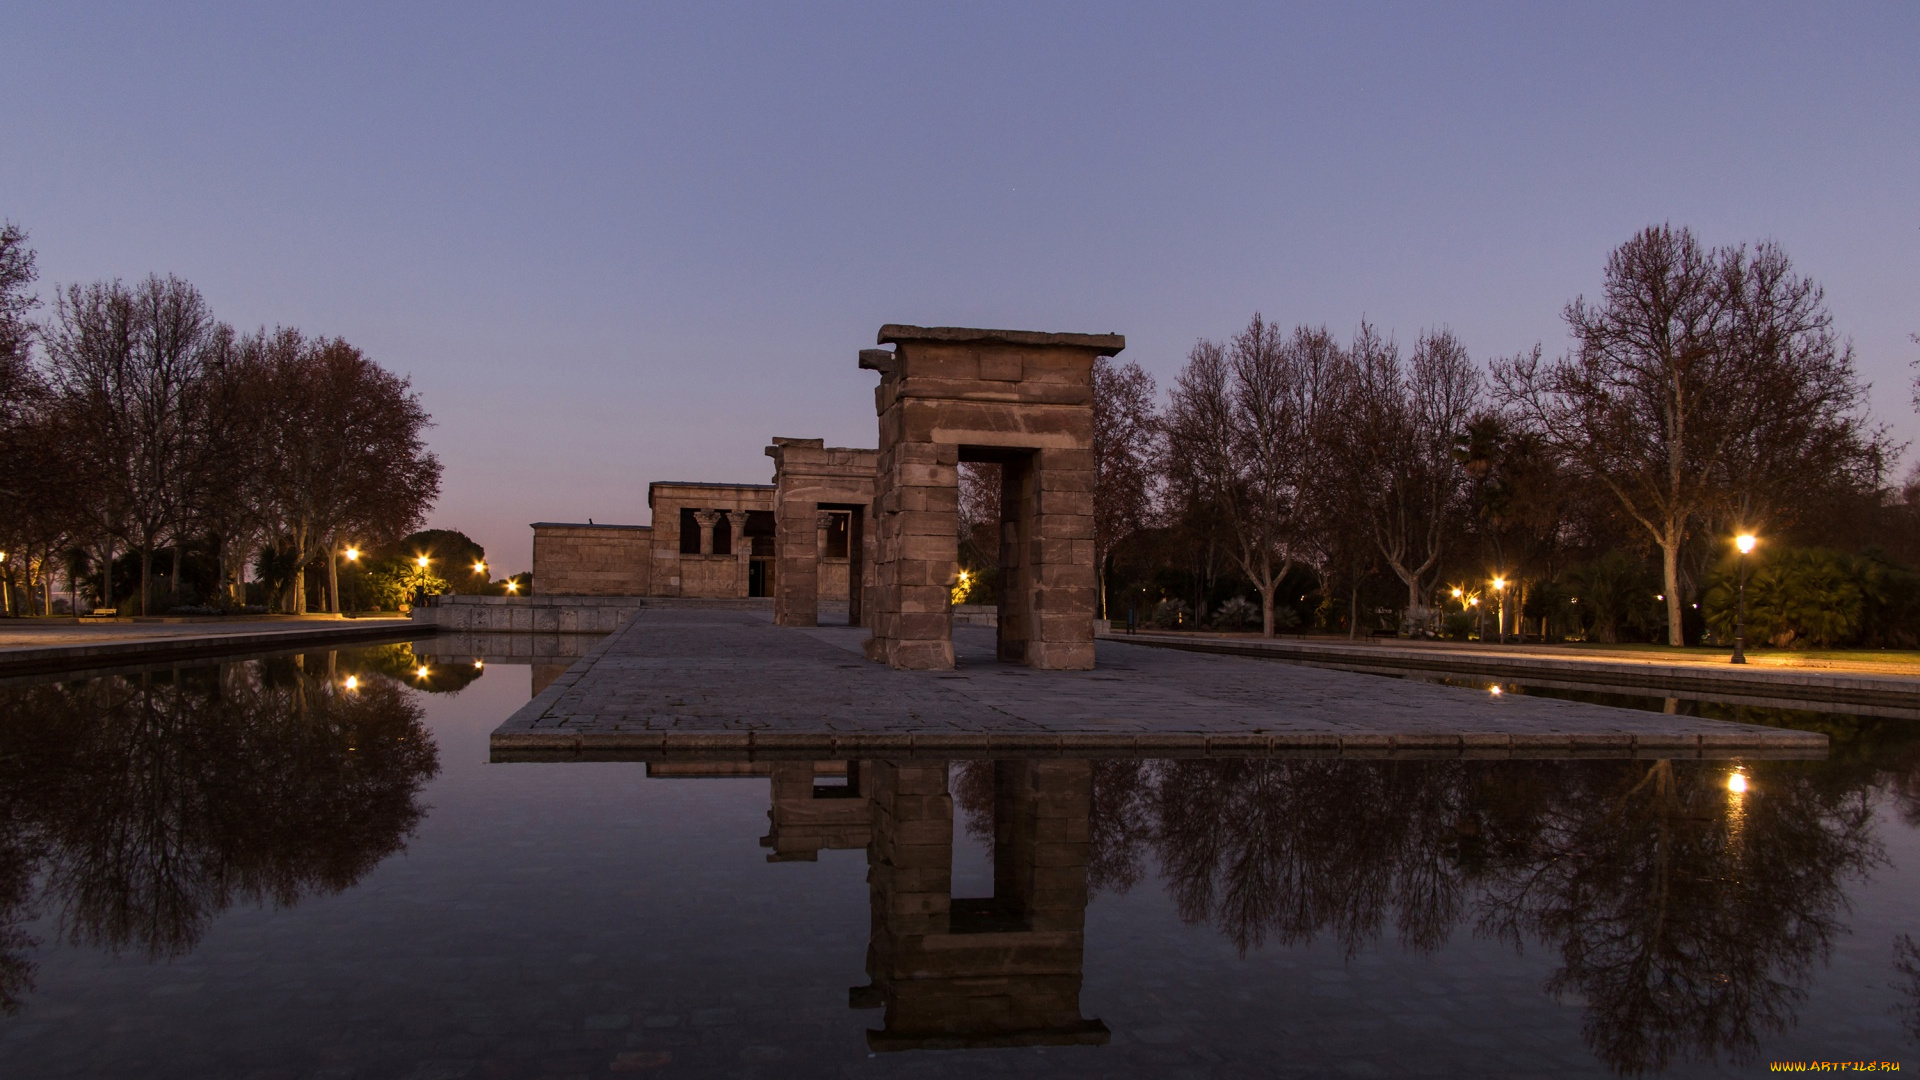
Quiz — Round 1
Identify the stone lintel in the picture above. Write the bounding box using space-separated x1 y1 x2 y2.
877 325 1125 354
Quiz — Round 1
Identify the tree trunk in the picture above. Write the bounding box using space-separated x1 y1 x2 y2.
326 544 340 615
1097 553 1108 622
139 546 153 616
290 521 309 614
1660 530 1684 646
1348 580 1359 639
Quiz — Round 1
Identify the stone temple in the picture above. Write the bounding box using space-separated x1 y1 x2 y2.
527 324 1121 669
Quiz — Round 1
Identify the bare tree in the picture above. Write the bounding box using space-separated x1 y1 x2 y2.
42 281 139 609
1335 325 1479 632
252 335 441 613
1712 242 1889 530
1166 316 1342 636
42 276 216 613
1497 226 1883 645
0 223 52 612
1092 356 1158 618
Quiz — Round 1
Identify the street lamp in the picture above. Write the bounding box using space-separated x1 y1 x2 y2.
343 546 361 617
1731 533 1757 665
1491 576 1508 645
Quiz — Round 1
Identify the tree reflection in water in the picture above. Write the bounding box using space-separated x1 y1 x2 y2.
1077 753 1901 1075
0 655 439 1013
1895 934 1920 1045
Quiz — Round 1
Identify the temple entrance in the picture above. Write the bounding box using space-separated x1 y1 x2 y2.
860 325 1123 671
766 438 877 628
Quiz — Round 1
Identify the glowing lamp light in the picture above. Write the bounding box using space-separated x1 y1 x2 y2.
416 555 430 568
1491 577 1506 591
1451 587 1463 599
1735 533 1757 555
473 561 487 575
1728 771 1748 794
1489 685 1503 696
504 580 519 594
343 676 359 691
473 659 484 670
344 547 360 562
414 665 430 678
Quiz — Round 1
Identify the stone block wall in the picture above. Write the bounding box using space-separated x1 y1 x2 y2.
409 595 647 632
531 523 653 596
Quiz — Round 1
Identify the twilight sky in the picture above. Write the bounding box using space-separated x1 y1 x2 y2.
4 3 1915 574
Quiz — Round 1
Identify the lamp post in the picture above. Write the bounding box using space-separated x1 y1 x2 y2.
343 547 361 618
1491 576 1507 645
1731 533 1757 665
413 554 431 609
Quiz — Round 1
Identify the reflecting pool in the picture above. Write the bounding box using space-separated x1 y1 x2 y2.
0 644 1915 1077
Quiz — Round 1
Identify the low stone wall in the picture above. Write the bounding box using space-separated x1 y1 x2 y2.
410 595 647 633
953 604 998 627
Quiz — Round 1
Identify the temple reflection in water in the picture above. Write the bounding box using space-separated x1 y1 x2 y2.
653 744 1909 1072
661 757 1110 1050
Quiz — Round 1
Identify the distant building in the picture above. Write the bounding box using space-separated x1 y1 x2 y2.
532 481 775 599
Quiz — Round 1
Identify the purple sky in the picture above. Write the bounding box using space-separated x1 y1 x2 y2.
5 3 1916 574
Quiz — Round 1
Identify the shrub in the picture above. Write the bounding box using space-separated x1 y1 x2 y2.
1151 598 1192 629
1703 547 1863 648
1211 596 1259 630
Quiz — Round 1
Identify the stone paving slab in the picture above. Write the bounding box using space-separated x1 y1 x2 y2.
488 609 1826 760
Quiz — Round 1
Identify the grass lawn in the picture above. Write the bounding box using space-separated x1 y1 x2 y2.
1547 641 1920 667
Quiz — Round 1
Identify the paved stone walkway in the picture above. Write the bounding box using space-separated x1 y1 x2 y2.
1109 630 1920 714
0 617 417 675
489 609 1824 759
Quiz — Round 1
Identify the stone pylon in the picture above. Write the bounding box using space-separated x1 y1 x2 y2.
765 438 878 627
859 325 1123 671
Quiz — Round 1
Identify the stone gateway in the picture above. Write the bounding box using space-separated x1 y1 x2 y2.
860 325 1123 671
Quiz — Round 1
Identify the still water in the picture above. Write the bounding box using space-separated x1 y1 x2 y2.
0 643 1915 1078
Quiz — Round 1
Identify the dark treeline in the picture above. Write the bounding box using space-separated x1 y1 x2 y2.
0 222 442 615
976 224 1915 648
